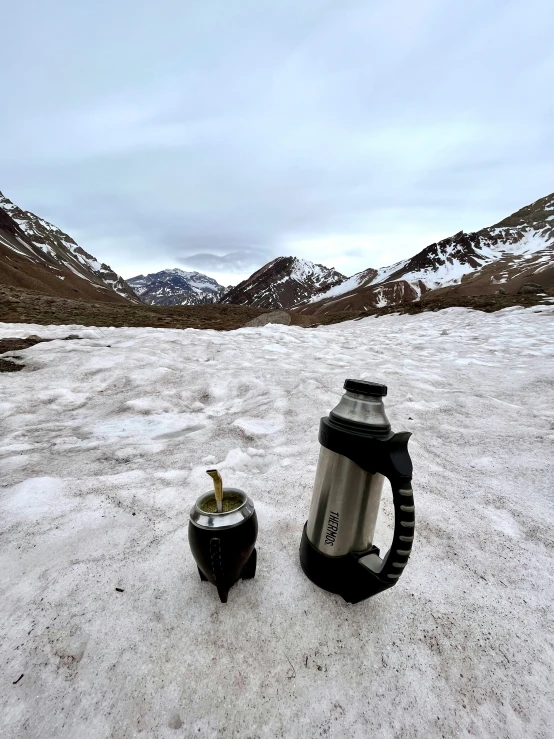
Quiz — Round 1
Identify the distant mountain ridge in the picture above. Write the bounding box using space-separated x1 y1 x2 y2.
0 190 137 303
220 256 345 309
298 192 554 315
3 187 551 316
128 268 229 306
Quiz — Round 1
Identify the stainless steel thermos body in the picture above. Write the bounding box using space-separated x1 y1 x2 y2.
306 448 385 556
300 379 415 603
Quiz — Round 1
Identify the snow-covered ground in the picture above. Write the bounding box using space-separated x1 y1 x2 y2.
1 307 554 739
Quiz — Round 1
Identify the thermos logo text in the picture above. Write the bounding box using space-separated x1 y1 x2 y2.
324 511 340 546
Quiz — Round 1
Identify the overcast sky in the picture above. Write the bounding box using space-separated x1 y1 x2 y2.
2 1 553 286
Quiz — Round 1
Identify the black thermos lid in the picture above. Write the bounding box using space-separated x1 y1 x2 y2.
343 379 388 397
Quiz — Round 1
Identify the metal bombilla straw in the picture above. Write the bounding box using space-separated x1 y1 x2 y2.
206 469 223 513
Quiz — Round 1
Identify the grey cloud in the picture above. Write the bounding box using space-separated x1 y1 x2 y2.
177 250 274 274
1 0 553 281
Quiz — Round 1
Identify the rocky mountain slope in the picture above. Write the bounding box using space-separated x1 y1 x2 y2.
127 269 228 306
221 256 345 309
298 193 554 315
0 191 138 303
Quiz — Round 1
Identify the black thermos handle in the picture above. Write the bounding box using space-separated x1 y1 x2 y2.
358 432 415 588
377 477 415 584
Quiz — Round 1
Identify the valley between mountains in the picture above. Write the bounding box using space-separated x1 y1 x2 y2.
1 190 553 328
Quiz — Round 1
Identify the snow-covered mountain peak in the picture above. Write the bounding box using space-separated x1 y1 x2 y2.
301 192 554 315
127 269 227 306
221 256 346 309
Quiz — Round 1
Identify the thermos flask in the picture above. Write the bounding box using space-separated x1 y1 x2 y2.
299 379 415 603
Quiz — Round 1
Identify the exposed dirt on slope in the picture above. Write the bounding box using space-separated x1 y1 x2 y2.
0 189 137 302
0 284 273 330
309 291 551 325
1 285 549 341
0 241 131 304
0 336 54 372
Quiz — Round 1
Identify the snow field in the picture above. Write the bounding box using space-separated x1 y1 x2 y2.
1 306 554 738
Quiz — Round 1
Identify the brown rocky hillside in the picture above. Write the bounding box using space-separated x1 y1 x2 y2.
0 191 138 304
